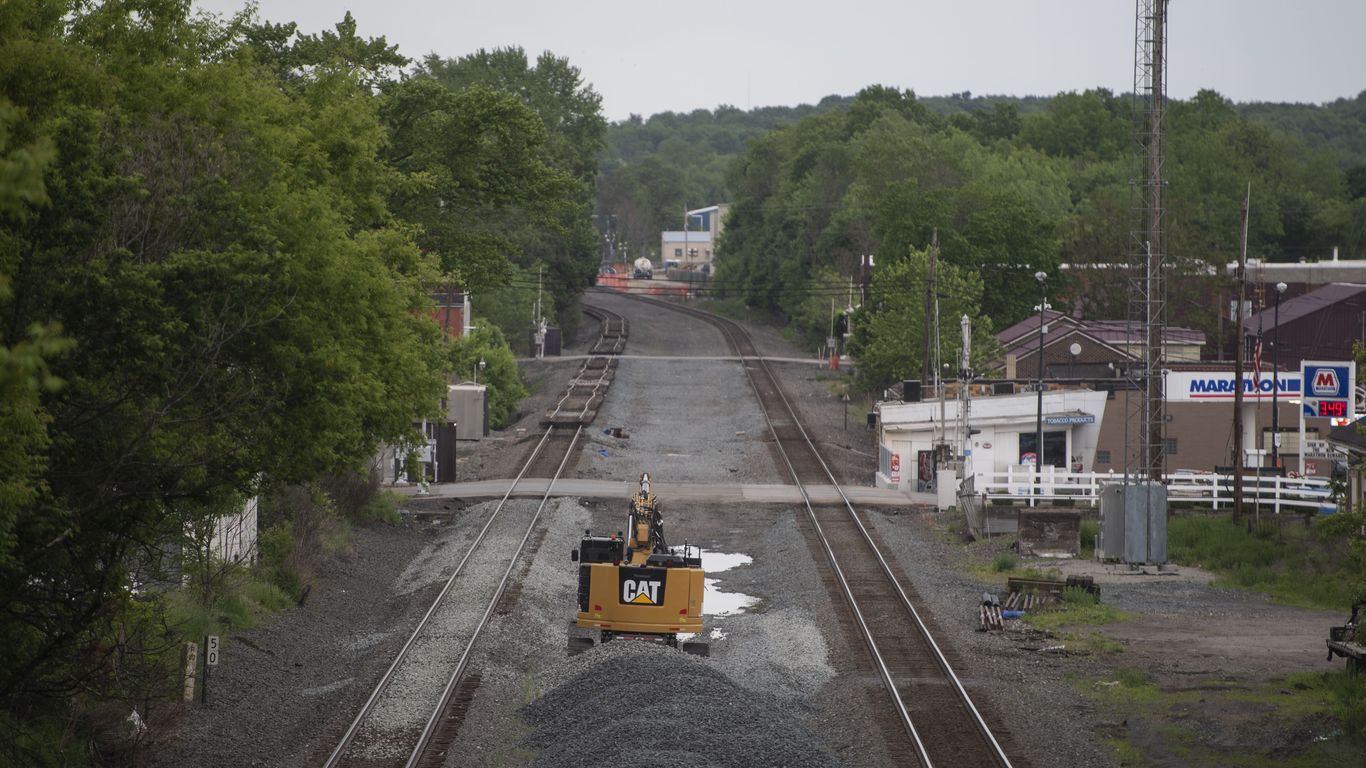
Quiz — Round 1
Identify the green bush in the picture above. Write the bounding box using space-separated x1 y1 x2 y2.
991 552 1017 572
450 324 528 428
1080 518 1099 552
360 490 402 524
1325 669 1366 739
1167 515 1354 610
256 521 302 598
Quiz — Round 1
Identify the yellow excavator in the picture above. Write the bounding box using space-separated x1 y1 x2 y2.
568 473 708 656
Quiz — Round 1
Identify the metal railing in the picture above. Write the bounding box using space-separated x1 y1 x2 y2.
977 468 1336 515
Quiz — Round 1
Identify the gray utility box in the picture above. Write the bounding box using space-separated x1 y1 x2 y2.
447 384 488 440
1099 481 1167 565
1100 484 1126 559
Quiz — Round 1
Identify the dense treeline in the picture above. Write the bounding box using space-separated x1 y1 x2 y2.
597 87 1366 389
0 1 602 761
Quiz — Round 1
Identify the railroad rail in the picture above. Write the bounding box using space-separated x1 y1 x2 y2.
321 305 627 768
615 291 1015 768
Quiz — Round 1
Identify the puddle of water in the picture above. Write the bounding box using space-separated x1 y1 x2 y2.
704 578 759 616
703 551 752 573
701 550 759 617
673 550 760 645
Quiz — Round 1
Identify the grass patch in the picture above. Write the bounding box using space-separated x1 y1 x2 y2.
1082 666 1366 766
1090 667 1162 705
1081 632 1124 654
1080 518 1099 552
360 490 403 524
164 568 294 640
1167 515 1354 610
521 672 540 705
969 554 1063 586
1107 737 1145 766
1027 587 1130 630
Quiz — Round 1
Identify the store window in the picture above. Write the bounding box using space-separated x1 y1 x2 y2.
1018 431 1067 468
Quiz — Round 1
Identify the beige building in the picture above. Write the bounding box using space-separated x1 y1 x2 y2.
660 204 728 271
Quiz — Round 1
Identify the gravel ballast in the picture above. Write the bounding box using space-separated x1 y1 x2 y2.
148 291 1347 768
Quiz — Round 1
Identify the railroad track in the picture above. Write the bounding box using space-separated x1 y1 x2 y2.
613 290 1015 768
321 304 628 768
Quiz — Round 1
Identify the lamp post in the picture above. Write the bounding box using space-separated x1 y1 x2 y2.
475 358 486 385
1270 282 1287 470
1034 270 1048 505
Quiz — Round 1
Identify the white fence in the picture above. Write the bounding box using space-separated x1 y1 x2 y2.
978 467 1337 516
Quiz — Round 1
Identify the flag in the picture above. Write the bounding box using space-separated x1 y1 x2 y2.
1251 331 1263 389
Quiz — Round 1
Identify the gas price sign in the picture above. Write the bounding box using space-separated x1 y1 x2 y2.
1301 361 1356 421
1317 400 1348 418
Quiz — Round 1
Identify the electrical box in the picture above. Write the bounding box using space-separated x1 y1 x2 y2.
447 384 488 440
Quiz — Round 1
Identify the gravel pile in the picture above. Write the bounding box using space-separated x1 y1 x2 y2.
519 642 838 768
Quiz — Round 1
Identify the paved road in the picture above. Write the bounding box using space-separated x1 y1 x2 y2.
397 478 930 508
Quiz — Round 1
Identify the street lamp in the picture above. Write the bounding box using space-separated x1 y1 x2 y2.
475 358 486 385
1034 270 1048 505
1270 282 1287 469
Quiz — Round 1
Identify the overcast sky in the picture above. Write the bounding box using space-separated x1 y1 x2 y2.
194 1 1366 122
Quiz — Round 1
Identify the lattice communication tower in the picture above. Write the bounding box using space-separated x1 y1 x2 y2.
1124 0 1169 482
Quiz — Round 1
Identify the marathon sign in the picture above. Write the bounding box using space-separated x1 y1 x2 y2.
1300 361 1356 421
1167 371 1300 402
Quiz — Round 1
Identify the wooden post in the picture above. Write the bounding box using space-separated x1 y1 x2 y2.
181 641 198 703
1232 187 1250 521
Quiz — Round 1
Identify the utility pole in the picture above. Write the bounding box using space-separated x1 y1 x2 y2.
1232 187 1249 521
959 314 973 466
922 230 938 385
534 265 546 358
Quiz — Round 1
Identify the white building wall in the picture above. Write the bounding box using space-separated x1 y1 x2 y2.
210 496 258 564
876 389 1109 493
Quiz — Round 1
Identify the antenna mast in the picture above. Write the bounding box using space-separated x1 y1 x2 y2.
1126 0 1169 483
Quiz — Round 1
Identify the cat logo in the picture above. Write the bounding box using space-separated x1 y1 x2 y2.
618 567 668 605
622 578 662 604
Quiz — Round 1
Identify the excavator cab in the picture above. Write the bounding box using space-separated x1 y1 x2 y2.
568 473 708 656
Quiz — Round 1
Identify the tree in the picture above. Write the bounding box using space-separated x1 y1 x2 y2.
848 245 998 391
382 76 572 288
415 48 606 320
449 325 527 428
0 4 446 750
